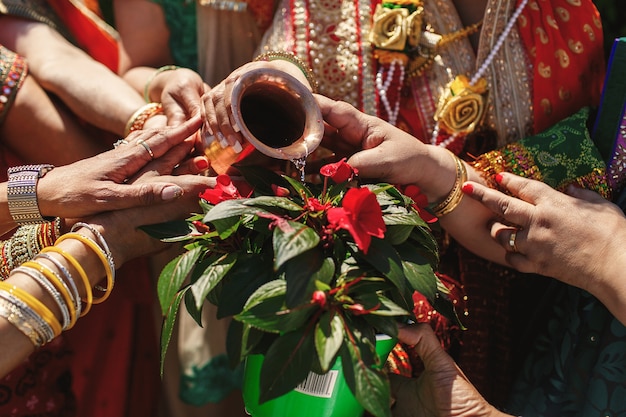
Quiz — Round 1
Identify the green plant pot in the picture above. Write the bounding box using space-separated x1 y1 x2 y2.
242 335 397 417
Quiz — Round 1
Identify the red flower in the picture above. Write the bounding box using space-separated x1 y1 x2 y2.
401 184 437 224
199 175 248 204
326 187 386 254
306 197 330 212
271 184 290 197
320 158 358 183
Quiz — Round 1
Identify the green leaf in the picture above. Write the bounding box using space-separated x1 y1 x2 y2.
216 253 273 318
140 220 193 240
236 164 290 195
184 289 203 326
283 248 326 308
282 174 314 199
190 253 237 310
409 227 440 269
245 195 303 212
157 246 203 314
315 312 344 372
273 221 320 270
340 329 391 417
259 328 316 403
236 280 315 333
397 244 438 301
203 199 268 224
160 287 189 376
357 238 406 294
363 294 410 317
382 224 414 245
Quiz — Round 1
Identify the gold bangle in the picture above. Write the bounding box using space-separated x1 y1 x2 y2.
22 261 77 330
124 102 164 137
40 246 93 316
0 281 62 338
254 50 319 93
143 65 180 102
431 150 467 217
0 296 44 347
55 233 114 305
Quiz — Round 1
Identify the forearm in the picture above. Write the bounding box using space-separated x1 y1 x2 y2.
0 228 107 377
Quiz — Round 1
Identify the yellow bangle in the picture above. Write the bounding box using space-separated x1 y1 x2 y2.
124 102 164 137
254 51 319 93
143 65 180 102
22 260 77 330
0 281 62 338
40 246 93 316
55 233 114 305
431 150 467 217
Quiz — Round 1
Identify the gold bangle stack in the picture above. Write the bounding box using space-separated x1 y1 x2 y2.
431 151 467 217
254 50 319 93
124 102 164 137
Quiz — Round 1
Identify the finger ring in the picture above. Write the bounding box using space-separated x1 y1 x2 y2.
508 228 519 253
113 139 128 148
137 139 154 159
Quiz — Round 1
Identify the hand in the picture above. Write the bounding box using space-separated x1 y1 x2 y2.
390 324 508 417
315 95 457 203
462 173 626 324
157 68 210 126
36 115 207 219
83 173 216 267
202 60 313 154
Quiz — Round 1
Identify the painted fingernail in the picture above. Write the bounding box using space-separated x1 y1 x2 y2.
231 141 243 154
217 132 228 148
461 183 473 194
162 185 183 201
195 157 209 171
495 173 504 184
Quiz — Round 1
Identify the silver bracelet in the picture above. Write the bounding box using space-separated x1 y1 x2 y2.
7 164 55 225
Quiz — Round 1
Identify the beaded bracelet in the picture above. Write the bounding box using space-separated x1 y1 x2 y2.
0 46 28 126
40 246 93 316
55 233 114 304
143 65 180 103
124 102 164 137
0 281 62 339
431 150 467 217
21 260 78 330
254 50 319 93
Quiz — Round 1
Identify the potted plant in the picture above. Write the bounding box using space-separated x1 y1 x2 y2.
147 159 459 417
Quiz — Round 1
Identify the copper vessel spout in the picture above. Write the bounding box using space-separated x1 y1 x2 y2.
203 68 324 174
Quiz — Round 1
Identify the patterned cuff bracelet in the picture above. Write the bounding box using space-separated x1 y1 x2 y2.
7 164 55 225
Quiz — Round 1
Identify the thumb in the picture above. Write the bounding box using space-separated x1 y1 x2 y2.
398 324 453 370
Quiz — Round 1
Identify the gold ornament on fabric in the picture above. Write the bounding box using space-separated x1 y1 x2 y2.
368 3 424 52
434 75 488 136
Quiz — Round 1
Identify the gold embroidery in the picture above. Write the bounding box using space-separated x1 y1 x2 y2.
529 1 539 11
538 62 552 78
536 27 549 44
559 87 572 101
546 14 559 30
583 23 596 42
555 7 570 22
555 49 570 68
540 98 553 116
566 0 581 6
568 39 584 54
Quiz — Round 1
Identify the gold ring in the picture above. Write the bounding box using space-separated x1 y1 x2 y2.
508 229 519 253
137 139 154 159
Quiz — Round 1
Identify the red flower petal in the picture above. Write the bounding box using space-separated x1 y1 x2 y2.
319 158 358 183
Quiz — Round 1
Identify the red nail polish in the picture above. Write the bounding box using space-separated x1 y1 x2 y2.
495 173 504 184
461 183 473 194
196 157 209 170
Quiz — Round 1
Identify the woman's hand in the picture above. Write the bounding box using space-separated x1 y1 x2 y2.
462 173 626 325
202 60 313 154
35 115 206 219
152 67 210 126
390 324 509 417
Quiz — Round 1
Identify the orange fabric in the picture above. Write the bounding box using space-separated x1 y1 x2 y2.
46 0 119 72
517 0 605 133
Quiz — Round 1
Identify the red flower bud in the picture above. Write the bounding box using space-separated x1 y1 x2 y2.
271 184 290 197
311 290 327 308
192 220 211 234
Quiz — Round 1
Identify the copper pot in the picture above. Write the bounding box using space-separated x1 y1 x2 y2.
202 68 324 174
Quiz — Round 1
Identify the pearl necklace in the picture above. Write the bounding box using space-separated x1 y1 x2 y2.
431 0 530 148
